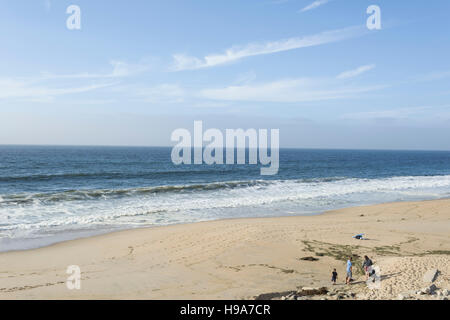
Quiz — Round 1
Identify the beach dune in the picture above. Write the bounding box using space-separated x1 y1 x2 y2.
1 199 449 300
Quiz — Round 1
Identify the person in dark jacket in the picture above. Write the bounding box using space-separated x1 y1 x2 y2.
331 268 338 285
362 255 373 280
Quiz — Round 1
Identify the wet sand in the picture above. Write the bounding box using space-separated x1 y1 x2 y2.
1 199 449 299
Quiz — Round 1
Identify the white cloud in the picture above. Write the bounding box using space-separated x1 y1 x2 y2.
414 70 450 82
337 64 376 79
109 60 150 77
199 77 384 103
0 78 116 100
300 0 330 13
0 60 153 102
341 107 428 120
40 60 151 80
193 101 231 109
171 25 367 71
119 64 384 105
341 105 450 122
140 84 185 103
114 84 186 104
234 71 257 85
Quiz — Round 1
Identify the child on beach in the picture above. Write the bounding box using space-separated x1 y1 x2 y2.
331 269 338 285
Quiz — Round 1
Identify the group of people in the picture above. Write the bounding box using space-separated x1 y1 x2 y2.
331 256 373 285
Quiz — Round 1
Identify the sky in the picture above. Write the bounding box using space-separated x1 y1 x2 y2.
1 0 450 150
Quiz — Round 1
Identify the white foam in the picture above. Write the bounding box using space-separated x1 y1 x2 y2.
1 175 450 243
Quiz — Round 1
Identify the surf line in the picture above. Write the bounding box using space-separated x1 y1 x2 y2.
171 120 279 175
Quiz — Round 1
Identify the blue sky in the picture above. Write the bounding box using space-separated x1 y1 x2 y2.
1 0 450 149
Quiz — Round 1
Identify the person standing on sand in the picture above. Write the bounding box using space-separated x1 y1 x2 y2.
362 255 373 280
346 257 353 284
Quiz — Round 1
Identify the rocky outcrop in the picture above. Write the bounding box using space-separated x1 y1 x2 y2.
422 269 438 283
300 257 319 261
254 287 328 300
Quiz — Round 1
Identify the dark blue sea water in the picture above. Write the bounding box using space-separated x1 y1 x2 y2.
1 146 450 251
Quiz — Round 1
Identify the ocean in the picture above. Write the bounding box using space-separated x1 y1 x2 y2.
1 145 450 252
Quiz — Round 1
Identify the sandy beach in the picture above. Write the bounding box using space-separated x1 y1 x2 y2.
0 199 449 300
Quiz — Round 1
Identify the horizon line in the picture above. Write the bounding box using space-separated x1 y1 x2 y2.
0 144 449 153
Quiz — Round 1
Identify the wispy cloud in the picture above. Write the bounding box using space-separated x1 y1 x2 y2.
341 105 450 123
0 60 150 101
337 64 376 79
40 60 151 80
413 70 450 82
234 71 257 85
171 25 367 71
108 64 385 105
0 78 115 100
135 84 186 103
300 0 330 13
199 77 385 103
193 101 232 109
341 106 430 121
111 83 187 104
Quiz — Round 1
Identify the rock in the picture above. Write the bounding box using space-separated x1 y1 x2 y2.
298 287 328 296
255 290 296 300
420 284 438 295
429 284 438 294
300 256 319 261
398 291 415 300
296 296 309 300
281 296 286 300
423 269 438 283
442 289 449 297
397 293 408 300
420 287 431 295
